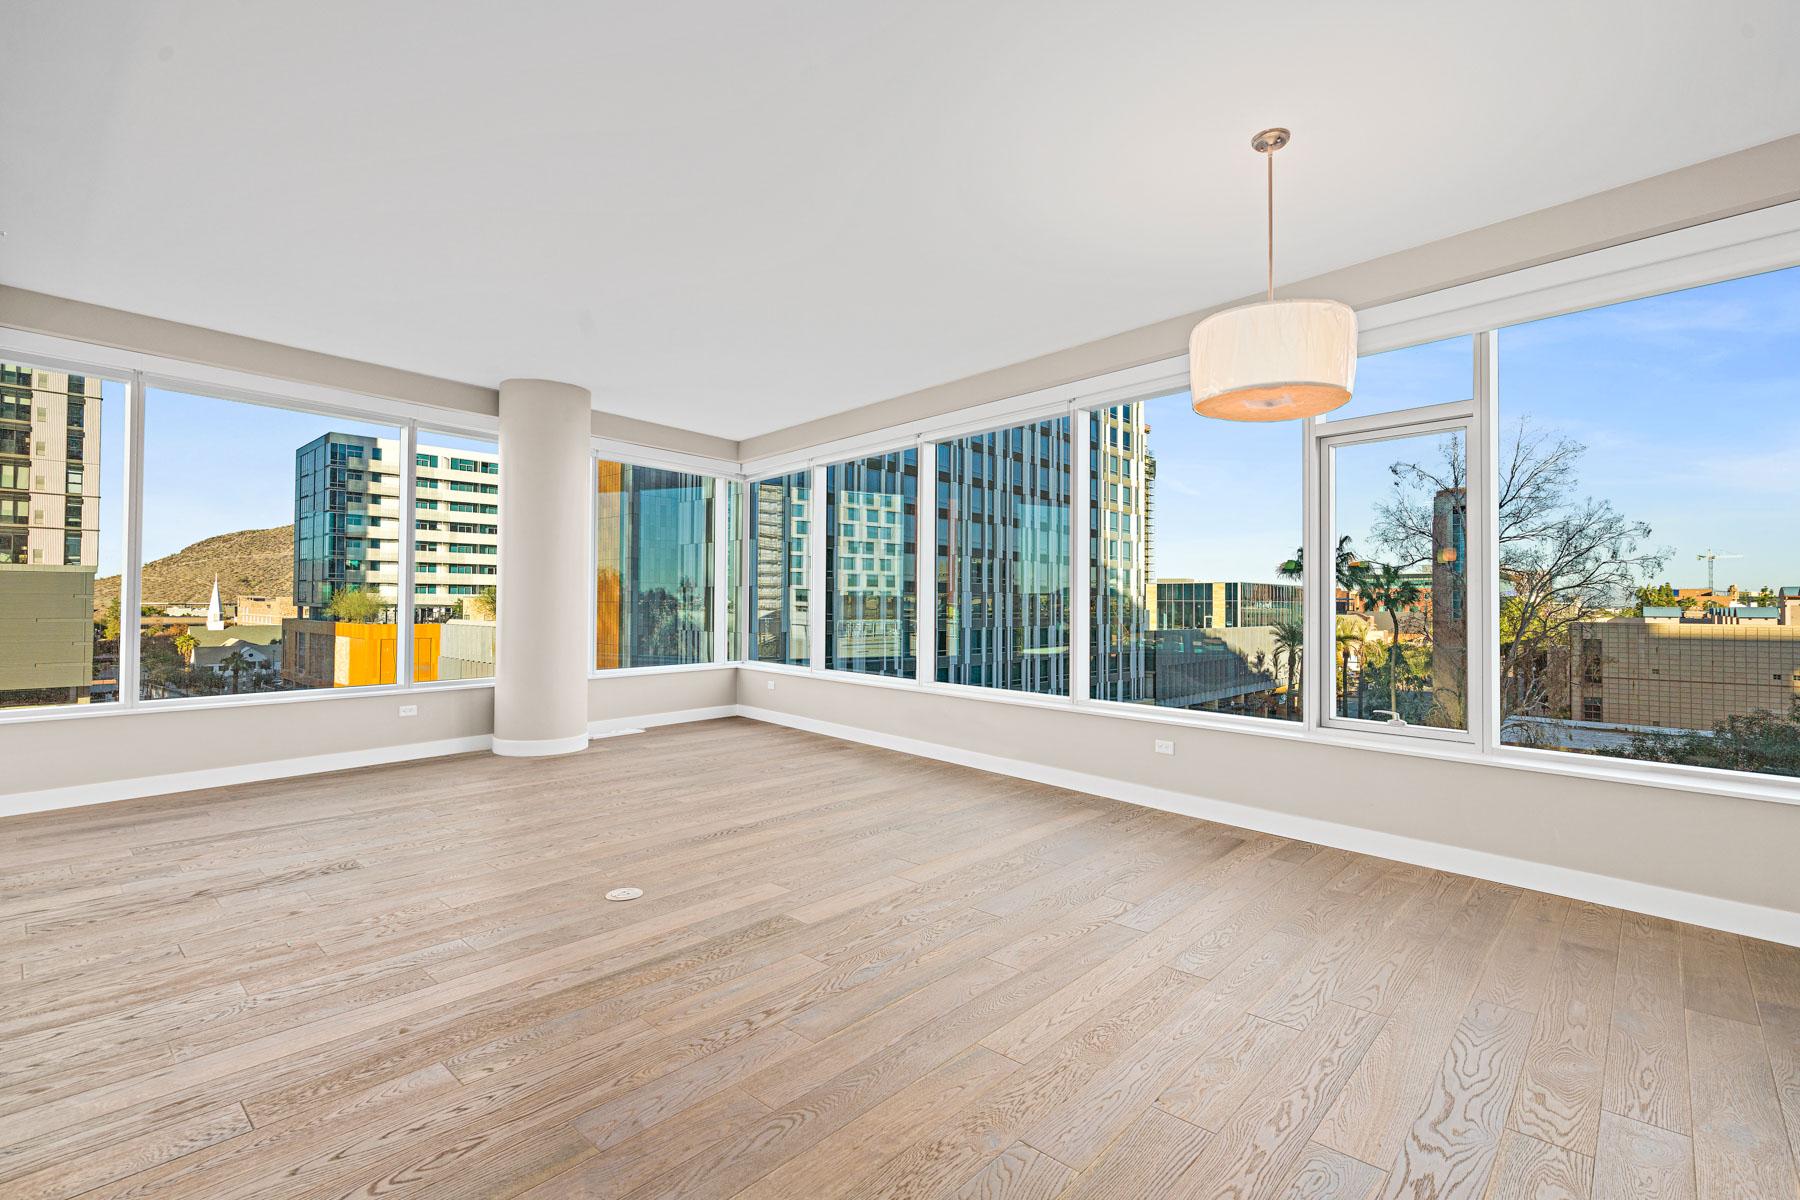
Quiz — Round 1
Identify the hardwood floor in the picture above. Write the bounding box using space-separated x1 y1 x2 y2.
1 716 1796 1199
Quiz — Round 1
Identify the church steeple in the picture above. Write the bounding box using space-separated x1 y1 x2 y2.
206 576 225 631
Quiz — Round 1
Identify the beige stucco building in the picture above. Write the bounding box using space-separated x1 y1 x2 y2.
1571 613 1800 731
0 364 105 704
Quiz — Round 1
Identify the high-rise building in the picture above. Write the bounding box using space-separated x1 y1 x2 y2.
752 473 810 664
936 417 1077 694
1091 405 1152 702
825 452 915 675
0 363 106 704
293 432 499 618
286 432 498 687
1150 580 1302 632
596 463 714 669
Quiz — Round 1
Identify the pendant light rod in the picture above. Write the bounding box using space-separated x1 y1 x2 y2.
1251 127 1289 303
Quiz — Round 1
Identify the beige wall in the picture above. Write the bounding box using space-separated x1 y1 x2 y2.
0 669 738 812
737 672 1799 922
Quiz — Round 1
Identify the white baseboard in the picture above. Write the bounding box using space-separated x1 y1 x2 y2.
588 705 737 738
737 704 1800 947
1 735 493 820
492 733 591 758
0 706 739 820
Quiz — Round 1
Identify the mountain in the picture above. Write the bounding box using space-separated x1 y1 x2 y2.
94 525 294 611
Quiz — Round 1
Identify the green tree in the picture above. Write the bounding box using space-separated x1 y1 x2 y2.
328 587 386 623
1357 564 1424 719
1632 582 1692 614
173 632 198 662
1334 617 1366 715
220 648 253 694
1279 535 1370 593
463 586 497 621
98 597 123 640
1270 617 1303 721
1372 420 1664 719
1602 700 1800 778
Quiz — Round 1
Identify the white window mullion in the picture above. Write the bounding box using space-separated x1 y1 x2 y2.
118 371 146 707
1473 329 1500 753
1302 414 1326 733
915 439 936 686
396 421 416 685
808 463 826 670
1069 406 1091 706
712 476 728 665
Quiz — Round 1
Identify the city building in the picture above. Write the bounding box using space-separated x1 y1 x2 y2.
936 418 1077 694
825 452 915 675
235 594 297 625
596 462 713 669
287 432 498 686
0 363 105 704
1092 405 1152 702
1571 602 1800 731
1150 579 1302 632
751 472 810 665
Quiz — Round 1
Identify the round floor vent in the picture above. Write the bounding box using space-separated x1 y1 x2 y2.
605 887 644 902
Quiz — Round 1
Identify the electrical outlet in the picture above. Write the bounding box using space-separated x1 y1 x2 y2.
1154 739 1174 756
767 679 776 690
398 704 418 717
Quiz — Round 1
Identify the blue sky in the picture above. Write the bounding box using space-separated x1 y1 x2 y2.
99 390 493 570
93 264 1798 590
1147 266 1800 587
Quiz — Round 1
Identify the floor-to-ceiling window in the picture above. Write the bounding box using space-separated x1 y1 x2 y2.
936 417 1071 695
1495 265 1800 778
826 449 916 676
140 389 404 697
1088 396 1303 722
595 461 714 669
0 361 124 710
750 471 811 666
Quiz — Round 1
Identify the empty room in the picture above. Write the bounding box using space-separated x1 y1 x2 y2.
3 3 1799 1197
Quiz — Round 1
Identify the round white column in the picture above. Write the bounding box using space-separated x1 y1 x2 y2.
493 378 592 756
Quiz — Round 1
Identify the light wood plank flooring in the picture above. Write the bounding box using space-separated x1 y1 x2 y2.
2 717 1796 1199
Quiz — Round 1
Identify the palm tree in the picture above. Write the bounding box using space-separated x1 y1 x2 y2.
1279 535 1370 595
220 648 253 695
1357 564 1424 718
1270 617 1303 720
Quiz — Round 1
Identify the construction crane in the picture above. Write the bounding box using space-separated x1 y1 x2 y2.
1696 549 1743 593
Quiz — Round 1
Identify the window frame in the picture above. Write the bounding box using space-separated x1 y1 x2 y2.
587 438 738 679
0 330 503 723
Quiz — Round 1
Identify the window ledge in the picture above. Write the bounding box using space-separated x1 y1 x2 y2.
0 677 496 726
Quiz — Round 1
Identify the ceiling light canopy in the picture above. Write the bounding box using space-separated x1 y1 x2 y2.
1190 128 1357 422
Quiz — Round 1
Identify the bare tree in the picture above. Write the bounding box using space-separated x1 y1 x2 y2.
1370 419 1666 718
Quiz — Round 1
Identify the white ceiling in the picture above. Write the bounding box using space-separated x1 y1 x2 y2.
5 2 1799 440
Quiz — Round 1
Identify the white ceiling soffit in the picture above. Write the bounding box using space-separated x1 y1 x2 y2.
4 2 1799 442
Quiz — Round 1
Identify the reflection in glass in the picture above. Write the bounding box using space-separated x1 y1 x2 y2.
412 432 499 681
726 480 742 660
751 471 810 666
1088 397 1303 722
936 418 1070 695
1331 430 1467 729
595 462 714 669
0 362 124 709
141 389 402 697
826 450 916 676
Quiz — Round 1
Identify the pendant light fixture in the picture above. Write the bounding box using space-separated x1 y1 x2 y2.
1189 128 1356 422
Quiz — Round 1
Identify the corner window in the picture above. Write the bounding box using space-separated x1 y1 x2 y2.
750 471 810 666
596 461 715 669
